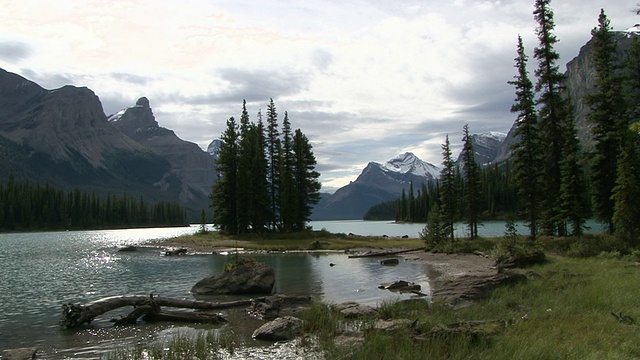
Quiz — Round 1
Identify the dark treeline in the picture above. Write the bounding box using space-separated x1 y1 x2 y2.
0 177 188 231
365 162 518 223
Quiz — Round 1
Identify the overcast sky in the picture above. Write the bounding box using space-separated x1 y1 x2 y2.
0 1 638 192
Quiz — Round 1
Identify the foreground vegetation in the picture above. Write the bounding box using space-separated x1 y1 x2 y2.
310 253 640 359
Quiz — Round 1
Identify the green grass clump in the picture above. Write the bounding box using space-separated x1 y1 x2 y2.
315 256 640 359
105 329 236 360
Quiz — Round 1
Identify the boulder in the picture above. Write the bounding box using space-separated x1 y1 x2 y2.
252 316 303 341
248 294 312 320
2 347 37 360
333 302 377 318
432 272 526 308
191 261 275 295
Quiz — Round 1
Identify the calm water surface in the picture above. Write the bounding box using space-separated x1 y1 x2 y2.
0 223 435 359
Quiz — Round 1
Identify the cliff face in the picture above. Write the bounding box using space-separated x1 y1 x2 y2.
0 69 148 170
496 32 634 162
0 68 208 218
109 98 216 208
565 33 634 150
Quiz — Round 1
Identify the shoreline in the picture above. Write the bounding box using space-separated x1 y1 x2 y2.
149 238 498 284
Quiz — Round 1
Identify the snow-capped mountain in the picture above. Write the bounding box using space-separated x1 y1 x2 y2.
312 152 438 220
384 152 440 179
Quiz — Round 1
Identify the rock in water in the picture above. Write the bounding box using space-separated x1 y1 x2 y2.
191 261 275 295
252 316 303 341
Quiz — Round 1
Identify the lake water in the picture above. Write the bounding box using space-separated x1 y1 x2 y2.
0 223 436 359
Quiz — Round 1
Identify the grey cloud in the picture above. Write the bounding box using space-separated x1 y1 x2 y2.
312 49 333 71
110 72 152 85
0 41 32 62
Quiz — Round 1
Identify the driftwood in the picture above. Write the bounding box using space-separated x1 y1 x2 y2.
348 248 422 258
62 294 262 328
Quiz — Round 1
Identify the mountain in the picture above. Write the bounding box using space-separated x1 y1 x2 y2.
312 152 438 220
496 31 636 164
108 97 217 212
0 68 212 220
455 132 506 167
207 139 222 160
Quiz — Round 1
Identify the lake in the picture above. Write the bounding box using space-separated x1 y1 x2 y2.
0 219 607 358
0 223 433 358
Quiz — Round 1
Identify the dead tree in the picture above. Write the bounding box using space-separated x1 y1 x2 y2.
61 294 263 328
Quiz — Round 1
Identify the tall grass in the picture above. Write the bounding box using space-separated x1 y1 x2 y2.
294 255 640 359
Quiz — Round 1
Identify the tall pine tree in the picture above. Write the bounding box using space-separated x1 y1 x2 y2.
439 135 457 242
509 35 541 239
210 117 239 234
292 128 322 231
585 9 627 234
533 0 571 235
461 124 481 239
266 99 281 231
279 111 295 232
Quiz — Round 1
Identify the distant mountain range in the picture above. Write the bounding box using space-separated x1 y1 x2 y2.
0 68 215 220
312 133 504 220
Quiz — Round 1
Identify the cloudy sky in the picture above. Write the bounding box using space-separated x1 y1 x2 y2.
0 1 638 192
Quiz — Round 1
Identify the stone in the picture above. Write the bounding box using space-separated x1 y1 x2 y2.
2 347 37 360
333 302 377 318
248 294 312 320
191 261 275 295
252 316 303 341
432 271 526 308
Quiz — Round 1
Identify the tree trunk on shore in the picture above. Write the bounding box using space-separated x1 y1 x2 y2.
61 295 262 328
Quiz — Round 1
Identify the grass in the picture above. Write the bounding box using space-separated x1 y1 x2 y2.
305 254 640 359
159 228 425 251
104 328 237 360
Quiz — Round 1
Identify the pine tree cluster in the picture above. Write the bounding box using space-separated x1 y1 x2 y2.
210 99 321 234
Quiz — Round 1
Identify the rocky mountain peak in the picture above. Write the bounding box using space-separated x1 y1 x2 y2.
108 97 159 134
384 152 440 179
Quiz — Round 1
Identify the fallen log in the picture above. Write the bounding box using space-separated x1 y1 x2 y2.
348 248 423 258
62 294 262 328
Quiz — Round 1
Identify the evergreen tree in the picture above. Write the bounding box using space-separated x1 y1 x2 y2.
611 131 640 245
585 9 628 233
266 99 281 230
626 37 640 129
558 109 588 236
509 35 542 239
461 124 482 239
292 128 321 230
199 209 208 234
420 203 446 249
210 117 239 234
533 0 571 235
408 182 416 222
279 111 296 231
249 112 271 233
236 100 252 234
399 189 407 221
439 135 457 242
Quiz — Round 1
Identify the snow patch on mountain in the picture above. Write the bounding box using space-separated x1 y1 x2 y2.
107 108 127 122
383 152 440 179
